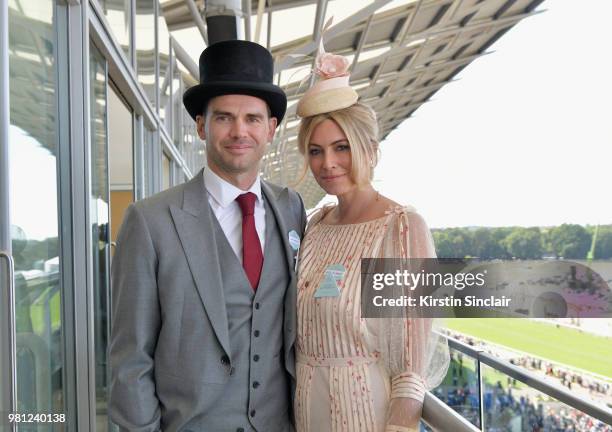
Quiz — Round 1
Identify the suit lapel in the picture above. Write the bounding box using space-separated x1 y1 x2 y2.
169 170 231 357
262 181 297 378
261 181 295 278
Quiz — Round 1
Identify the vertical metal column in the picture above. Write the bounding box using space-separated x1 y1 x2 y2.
0 0 17 429
309 0 329 88
66 1 95 430
152 0 161 195
0 0 8 249
0 250 15 431
133 115 145 200
477 358 485 429
55 1 79 429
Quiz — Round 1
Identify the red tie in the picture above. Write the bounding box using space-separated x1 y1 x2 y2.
236 192 263 291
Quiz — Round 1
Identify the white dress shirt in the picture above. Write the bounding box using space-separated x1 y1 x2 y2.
203 168 266 264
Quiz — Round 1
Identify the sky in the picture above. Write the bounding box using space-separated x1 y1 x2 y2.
369 0 612 228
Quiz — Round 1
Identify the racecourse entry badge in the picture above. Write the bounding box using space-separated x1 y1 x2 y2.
314 264 346 298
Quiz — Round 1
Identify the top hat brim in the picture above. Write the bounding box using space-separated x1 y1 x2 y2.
183 81 287 125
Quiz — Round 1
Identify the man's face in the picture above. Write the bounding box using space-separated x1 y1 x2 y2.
196 94 277 181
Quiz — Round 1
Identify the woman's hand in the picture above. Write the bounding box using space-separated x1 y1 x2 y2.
385 396 422 431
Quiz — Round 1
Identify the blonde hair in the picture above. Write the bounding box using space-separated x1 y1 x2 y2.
296 103 379 186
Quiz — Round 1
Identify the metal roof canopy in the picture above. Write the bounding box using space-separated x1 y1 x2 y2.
164 0 545 207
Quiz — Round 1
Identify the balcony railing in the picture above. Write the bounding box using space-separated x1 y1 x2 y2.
426 334 612 431
422 391 481 431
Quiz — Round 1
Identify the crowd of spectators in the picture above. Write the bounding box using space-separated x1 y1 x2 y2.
441 329 612 397
510 356 611 397
434 382 612 431
434 330 612 431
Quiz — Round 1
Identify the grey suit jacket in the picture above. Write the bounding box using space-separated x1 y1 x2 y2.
109 169 306 431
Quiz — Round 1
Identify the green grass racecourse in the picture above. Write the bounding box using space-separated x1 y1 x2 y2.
444 318 612 378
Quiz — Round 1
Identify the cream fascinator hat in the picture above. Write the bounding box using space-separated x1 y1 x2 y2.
296 40 358 117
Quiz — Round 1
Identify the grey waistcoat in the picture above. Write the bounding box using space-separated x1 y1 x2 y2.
197 198 291 432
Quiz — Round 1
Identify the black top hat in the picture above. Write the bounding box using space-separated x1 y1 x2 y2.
183 40 287 124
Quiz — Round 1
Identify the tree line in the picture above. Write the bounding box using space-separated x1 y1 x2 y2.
431 224 612 260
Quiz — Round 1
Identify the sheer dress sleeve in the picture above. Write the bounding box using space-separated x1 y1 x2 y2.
375 208 449 432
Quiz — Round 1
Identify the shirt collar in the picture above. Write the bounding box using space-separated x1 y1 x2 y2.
203 167 263 209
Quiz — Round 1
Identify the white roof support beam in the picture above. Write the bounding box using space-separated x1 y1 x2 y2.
308 0 329 86
171 37 200 80
312 0 328 44
357 9 539 100
186 0 209 45
397 0 424 46
274 0 394 73
254 0 267 44
402 9 543 52
368 0 426 93
267 4 273 49
257 0 316 13
350 15 373 72
244 0 252 41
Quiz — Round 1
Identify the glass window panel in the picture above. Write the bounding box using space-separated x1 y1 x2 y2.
158 10 170 128
108 85 135 245
8 0 65 426
98 0 131 60
432 346 481 429
89 44 135 432
89 42 112 432
135 0 156 107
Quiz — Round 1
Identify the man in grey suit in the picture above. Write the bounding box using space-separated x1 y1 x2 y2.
110 40 306 432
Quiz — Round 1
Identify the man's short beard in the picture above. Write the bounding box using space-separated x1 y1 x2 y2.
207 149 260 175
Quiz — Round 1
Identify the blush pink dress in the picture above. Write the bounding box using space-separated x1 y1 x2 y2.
295 206 449 432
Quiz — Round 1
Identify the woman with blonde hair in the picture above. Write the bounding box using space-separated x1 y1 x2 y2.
293 49 449 432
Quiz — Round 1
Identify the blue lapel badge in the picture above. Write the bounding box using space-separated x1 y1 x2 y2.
288 230 301 251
